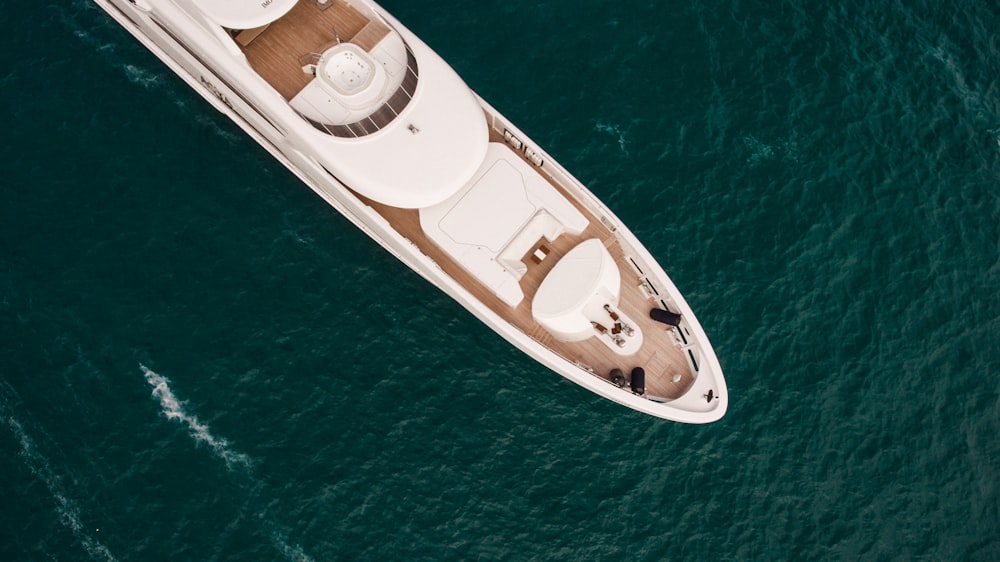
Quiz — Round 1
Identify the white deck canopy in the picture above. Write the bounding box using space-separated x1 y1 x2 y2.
532 239 623 342
194 0 298 29
313 39 490 209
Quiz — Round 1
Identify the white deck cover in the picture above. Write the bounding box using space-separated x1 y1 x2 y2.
194 0 298 29
420 143 588 307
315 40 489 209
532 239 621 342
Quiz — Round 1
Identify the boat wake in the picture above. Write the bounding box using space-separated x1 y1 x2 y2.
56 2 241 144
122 63 163 90
124 63 241 142
0 387 118 562
271 535 315 562
139 365 315 562
141 364 252 470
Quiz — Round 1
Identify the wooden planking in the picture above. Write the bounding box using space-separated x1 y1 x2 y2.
350 20 391 52
359 125 694 399
235 24 269 47
240 0 369 100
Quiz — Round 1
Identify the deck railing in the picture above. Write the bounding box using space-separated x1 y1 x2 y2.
295 44 418 138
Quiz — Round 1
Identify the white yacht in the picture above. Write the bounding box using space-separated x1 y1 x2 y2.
94 0 729 422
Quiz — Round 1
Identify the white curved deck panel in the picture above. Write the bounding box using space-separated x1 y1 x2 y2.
419 143 587 307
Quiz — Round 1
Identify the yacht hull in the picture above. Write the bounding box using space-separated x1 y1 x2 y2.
93 0 728 423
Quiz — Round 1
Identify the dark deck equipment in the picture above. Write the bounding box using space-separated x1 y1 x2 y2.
630 367 645 395
610 368 626 388
650 308 682 326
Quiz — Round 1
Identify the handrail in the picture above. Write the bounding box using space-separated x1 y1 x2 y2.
295 44 418 138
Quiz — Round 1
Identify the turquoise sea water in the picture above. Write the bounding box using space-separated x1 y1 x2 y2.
1 0 998 560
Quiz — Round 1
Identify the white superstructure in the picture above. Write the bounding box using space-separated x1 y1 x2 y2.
93 0 729 423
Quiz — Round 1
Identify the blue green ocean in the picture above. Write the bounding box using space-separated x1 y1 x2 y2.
1 0 997 560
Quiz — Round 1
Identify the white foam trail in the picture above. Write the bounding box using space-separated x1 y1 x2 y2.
121 64 242 144
139 367 314 561
140 365 252 470
270 529 316 562
122 63 163 90
0 402 118 562
60 5 241 145
194 112 241 142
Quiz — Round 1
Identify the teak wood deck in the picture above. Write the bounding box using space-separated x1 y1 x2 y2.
234 0 695 400
239 0 384 100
